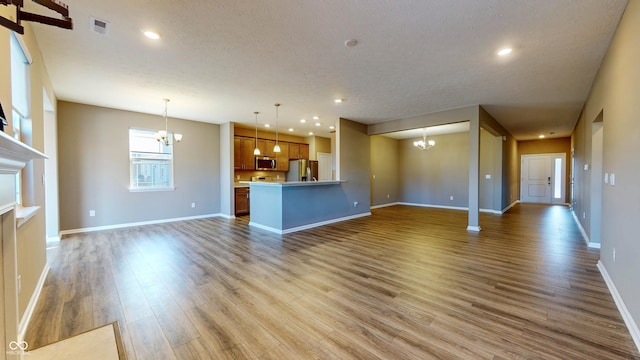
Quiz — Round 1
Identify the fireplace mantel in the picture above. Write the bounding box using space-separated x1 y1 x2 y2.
0 130 47 175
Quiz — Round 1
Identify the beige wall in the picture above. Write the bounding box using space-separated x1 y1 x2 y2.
57 102 221 230
398 132 470 207
370 135 399 206
573 0 640 330
338 118 370 215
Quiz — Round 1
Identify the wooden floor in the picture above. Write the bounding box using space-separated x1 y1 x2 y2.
26 204 639 359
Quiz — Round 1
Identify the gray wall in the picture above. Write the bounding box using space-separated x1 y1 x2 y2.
370 135 398 207
57 101 221 230
338 118 370 215
573 0 640 333
479 128 503 212
398 132 469 207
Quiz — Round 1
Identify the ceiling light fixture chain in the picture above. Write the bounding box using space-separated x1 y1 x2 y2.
156 98 182 146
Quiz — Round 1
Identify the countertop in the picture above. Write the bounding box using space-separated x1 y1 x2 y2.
240 180 345 187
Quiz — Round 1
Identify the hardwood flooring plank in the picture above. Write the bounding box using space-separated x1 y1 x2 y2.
24 205 640 359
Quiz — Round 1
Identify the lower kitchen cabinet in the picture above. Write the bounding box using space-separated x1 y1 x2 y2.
235 187 250 216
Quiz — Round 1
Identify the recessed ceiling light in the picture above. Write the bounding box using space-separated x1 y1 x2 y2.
334 98 344 103
538 134 545 139
329 126 335 130
144 30 161 40
264 124 271 128
315 123 322 127
344 39 358 48
313 116 319 120
498 48 512 56
288 128 294 132
300 119 306 123
308 132 314 135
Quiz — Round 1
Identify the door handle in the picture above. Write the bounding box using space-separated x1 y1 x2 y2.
548 176 551 185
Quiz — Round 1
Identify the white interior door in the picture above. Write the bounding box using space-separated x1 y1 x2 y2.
317 152 332 180
521 153 565 204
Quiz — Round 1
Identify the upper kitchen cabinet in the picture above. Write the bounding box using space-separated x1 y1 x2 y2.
257 139 277 158
276 143 289 171
234 136 256 170
289 143 309 160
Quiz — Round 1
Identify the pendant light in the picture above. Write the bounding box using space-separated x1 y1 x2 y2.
413 128 435 150
156 98 182 146
273 103 281 153
253 111 261 155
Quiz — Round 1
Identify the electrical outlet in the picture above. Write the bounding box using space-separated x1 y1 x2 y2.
17 275 21 294
450 195 454 201
613 248 616 262
387 194 390 198
582 212 586 219
89 210 95 217
353 201 358 207
191 202 196 208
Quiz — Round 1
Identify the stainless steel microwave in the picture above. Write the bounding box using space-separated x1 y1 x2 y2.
255 157 276 170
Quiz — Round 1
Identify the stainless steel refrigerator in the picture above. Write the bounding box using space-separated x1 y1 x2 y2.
287 159 318 181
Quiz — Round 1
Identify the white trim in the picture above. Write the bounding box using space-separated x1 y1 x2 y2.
588 242 601 249
397 202 468 211
480 208 502 214
18 264 49 342
217 213 235 220
571 210 593 247
249 212 372 235
370 202 400 209
597 261 640 353
59 213 224 235
46 235 60 244
467 225 481 232
128 187 176 192
501 200 519 213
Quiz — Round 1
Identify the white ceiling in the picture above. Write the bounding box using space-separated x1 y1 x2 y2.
25 0 628 140
383 122 470 140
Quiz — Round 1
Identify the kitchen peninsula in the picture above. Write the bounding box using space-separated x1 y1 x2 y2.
247 180 370 234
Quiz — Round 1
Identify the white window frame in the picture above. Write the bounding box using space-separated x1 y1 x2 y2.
129 128 175 192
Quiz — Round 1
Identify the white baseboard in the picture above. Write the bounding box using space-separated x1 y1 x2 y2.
597 261 640 353
570 210 596 248
250 212 372 235
18 263 50 342
397 202 468 211
467 225 481 232
46 235 60 243
59 213 224 236
370 202 400 209
501 200 519 213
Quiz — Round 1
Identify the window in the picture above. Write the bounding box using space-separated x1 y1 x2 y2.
129 128 174 191
11 32 31 204
553 157 562 199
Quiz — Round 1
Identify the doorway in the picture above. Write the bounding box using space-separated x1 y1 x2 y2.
521 153 566 204
43 91 59 242
317 152 332 180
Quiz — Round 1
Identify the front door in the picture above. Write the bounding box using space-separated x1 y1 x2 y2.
521 153 566 204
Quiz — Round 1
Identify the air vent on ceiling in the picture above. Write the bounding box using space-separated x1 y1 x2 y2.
89 17 110 35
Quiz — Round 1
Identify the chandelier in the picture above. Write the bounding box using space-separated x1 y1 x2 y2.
413 128 435 150
156 98 182 146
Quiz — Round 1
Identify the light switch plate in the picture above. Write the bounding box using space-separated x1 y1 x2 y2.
584 164 589 171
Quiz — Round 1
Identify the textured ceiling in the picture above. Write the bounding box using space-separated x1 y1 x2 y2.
25 0 628 140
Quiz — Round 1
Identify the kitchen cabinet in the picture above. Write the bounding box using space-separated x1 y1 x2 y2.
234 136 255 170
300 144 309 159
235 187 250 215
276 142 289 171
289 143 309 160
257 139 277 158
